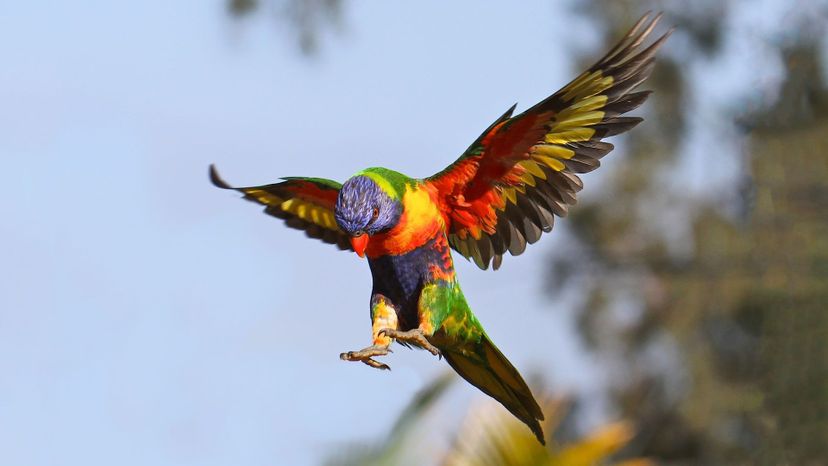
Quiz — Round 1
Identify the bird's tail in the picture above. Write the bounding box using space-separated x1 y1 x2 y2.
442 334 545 444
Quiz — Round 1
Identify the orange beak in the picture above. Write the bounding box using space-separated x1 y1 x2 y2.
350 233 369 258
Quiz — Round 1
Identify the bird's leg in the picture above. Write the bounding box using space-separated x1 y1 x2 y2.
339 294 398 371
376 285 442 357
378 328 441 357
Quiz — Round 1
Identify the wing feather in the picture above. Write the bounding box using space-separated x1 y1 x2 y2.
426 13 671 269
210 165 352 251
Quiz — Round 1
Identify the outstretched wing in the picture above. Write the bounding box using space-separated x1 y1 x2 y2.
426 13 670 270
210 165 352 251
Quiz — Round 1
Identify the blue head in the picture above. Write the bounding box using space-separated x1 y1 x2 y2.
334 175 402 237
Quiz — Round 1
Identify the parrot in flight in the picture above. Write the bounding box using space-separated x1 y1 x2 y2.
211 13 670 444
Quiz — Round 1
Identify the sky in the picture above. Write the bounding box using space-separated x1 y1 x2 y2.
1 0 818 465
0 2 604 465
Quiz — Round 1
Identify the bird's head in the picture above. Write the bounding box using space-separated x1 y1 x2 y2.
334 173 403 257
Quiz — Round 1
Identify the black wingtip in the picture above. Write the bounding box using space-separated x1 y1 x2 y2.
209 164 233 189
494 103 518 125
532 422 547 445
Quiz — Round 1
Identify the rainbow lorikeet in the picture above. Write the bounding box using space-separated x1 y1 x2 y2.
211 13 669 444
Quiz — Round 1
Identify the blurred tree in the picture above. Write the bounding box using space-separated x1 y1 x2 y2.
547 2 828 465
323 372 654 466
228 0 344 54
443 396 653 466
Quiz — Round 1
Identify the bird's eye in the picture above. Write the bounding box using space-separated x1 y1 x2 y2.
365 207 380 228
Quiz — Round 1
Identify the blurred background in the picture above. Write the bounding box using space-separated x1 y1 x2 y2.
1 0 826 465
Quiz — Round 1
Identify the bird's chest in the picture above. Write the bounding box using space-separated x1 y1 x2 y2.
368 235 455 327
364 185 444 257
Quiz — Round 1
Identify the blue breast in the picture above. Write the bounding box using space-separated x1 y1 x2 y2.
367 236 448 328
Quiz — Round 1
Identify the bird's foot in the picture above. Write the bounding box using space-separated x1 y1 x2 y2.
378 328 441 357
340 344 392 371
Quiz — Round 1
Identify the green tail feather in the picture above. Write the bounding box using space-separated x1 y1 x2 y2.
442 334 545 444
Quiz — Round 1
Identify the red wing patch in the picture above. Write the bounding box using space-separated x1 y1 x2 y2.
210 165 352 251
426 13 671 269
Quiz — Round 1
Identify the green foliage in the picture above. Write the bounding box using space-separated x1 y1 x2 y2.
547 2 828 464
444 397 650 466
325 376 653 466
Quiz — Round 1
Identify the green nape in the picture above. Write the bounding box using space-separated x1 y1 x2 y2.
356 167 416 199
280 176 343 189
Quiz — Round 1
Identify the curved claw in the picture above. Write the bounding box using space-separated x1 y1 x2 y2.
362 358 390 371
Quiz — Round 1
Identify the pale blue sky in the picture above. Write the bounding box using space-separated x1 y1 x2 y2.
1 1 817 465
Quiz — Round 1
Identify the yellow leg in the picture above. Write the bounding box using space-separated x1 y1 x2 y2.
339 294 399 370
